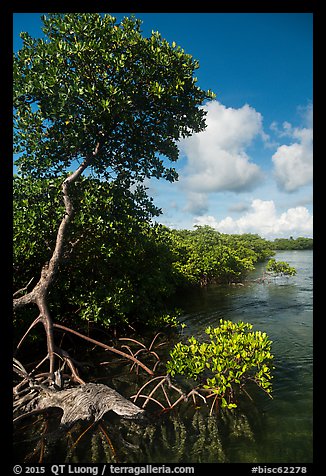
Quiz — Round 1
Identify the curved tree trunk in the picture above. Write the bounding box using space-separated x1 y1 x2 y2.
13 152 93 380
13 143 153 427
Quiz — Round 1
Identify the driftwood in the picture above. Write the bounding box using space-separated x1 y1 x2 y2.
14 382 145 429
13 358 146 432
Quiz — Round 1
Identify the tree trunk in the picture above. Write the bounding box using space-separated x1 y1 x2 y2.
14 382 146 429
13 144 99 381
13 143 153 430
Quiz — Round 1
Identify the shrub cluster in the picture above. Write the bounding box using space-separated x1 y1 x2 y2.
166 319 274 409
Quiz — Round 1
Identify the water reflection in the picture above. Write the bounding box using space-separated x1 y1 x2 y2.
174 250 313 463
14 251 313 463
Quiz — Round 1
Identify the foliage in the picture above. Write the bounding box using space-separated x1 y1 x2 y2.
13 175 177 329
13 12 215 332
13 175 64 287
270 237 313 250
266 259 297 276
168 226 274 286
13 173 278 331
166 319 274 409
224 233 275 262
14 13 215 181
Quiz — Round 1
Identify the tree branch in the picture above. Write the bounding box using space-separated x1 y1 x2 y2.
13 144 100 311
13 276 35 298
53 323 154 376
13 142 102 380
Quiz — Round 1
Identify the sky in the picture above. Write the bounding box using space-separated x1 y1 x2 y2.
13 12 313 239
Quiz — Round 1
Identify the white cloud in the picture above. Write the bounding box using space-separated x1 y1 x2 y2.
179 100 264 194
183 192 209 215
228 201 251 213
193 199 313 238
272 107 313 192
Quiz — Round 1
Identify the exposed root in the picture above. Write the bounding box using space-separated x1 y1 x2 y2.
13 363 146 430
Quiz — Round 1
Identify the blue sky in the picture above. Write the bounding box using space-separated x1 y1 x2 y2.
13 13 313 238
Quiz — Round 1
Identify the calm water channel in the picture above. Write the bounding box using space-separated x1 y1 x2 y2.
173 249 313 463
14 250 313 464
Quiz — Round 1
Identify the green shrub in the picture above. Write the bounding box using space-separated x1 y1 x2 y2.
169 227 274 287
13 175 176 329
266 259 297 276
166 319 274 409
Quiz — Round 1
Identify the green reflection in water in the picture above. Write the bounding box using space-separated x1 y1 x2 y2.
14 251 313 463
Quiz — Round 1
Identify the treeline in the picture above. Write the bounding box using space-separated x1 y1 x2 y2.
168 227 274 287
269 237 313 250
13 176 311 332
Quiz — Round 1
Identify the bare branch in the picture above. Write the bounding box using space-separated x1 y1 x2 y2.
13 277 35 298
131 394 165 410
118 337 147 350
53 323 154 376
131 376 166 403
161 384 172 407
13 141 102 380
141 377 166 408
15 314 42 352
148 332 165 351
209 394 219 416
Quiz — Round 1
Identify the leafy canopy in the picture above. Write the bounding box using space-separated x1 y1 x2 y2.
271 237 313 250
266 259 297 276
168 226 274 286
13 13 215 331
166 319 274 409
14 13 215 180
13 175 176 329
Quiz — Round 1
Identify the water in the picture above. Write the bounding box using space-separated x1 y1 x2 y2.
14 250 313 463
174 250 313 463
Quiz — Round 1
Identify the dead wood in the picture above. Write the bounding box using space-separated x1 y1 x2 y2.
14 382 146 430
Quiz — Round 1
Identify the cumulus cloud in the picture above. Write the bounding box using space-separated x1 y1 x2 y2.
271 107 313 192
228 201 251 213
183 192 209 215
179 100 264 194
193 199 313 238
